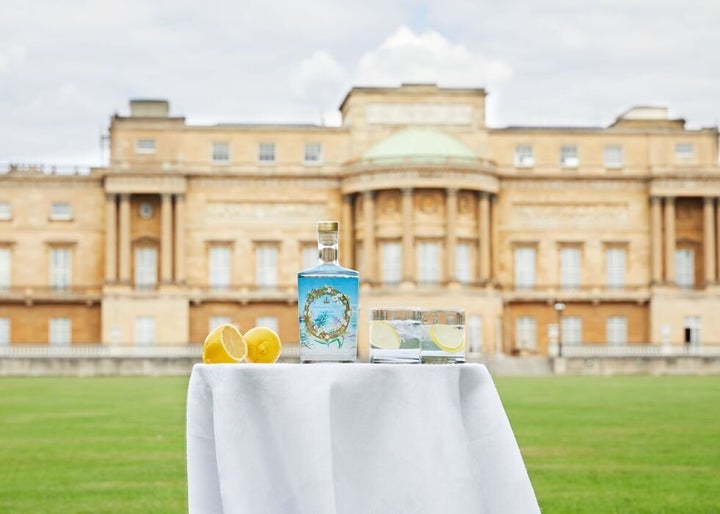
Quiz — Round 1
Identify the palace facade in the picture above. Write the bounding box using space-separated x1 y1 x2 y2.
1 83 719 356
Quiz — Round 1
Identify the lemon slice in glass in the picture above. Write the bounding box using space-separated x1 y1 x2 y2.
370 321 401 349
244 326 282 363
428 324 465 353
202 324 247 364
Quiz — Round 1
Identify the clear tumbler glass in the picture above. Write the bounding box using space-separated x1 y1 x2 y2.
369 308 421 364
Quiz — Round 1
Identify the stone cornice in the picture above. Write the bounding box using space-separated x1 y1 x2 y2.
650 177 720 197
342 167 499 194
500 178 647 191
104 174 187 194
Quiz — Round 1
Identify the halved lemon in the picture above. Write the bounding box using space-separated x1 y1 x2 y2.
370 321 401 349
244 326 282 363
202 324 247 364
428 324 465 353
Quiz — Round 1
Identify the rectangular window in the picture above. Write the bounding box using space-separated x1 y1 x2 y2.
134 247 157 289
514 246 536 290
0 248 10 291
50 248 72 291
513 145 534 167
606 316 627 344
209 246 231 290
381 241 402 285
303 143 322 163
211 142 230 163
561 316 583 345
467 315 483 353
135 316 156 346
258 143 276 163
606 247 626 289
676 249 694 288
49 317 71 346
50 202 72 221
209 316 233 333
560 145 579 167
560 247 581 290
302 246 317 270
516 317 537 350
456 242 472 285
256 246 278 288
683 316 701 344
256 316 279 334
417 241 441 284
135 138 156 154
0 318 9 345
0 202 11 220
604 145 623 168
675 143 694 159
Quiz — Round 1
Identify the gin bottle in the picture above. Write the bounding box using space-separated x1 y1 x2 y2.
298 221 359 363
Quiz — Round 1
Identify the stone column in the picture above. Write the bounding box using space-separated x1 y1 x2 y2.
445 188 458 284
663 197 676 283
161 193 173 284
118 193 131 283
104 194 117 282
341 195 354 268
174 194 185 283
650 196 662 284
479 192 491 283
363 191 376 284
704 197 716 284
401 188 414 284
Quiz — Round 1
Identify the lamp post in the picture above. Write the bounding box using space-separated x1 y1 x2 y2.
554 302 566 357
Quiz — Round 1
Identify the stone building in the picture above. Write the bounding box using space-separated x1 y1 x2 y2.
1 83 719 356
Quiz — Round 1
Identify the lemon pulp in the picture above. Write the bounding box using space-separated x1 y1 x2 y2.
244 326 282 363
202 324 247 364
370 321 401 349
428 324 465 353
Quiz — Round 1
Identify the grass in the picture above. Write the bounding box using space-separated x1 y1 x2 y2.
0 375 718 513
495 375 720 513
0 376 189 514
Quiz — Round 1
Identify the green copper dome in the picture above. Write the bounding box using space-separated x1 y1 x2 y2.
361 128 477 164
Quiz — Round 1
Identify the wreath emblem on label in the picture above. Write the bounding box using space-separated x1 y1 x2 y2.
303 285 351 346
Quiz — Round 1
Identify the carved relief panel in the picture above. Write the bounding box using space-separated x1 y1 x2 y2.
674 198 703 243
375 190 402 239
414 189 446 237
456 191 479 237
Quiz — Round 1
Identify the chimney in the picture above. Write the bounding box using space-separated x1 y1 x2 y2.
129 99 170 118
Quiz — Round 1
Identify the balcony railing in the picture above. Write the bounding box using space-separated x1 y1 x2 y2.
0 285 103 301
0 163 92 176
505 284 652 303
0 344 301 359
561 343 720 358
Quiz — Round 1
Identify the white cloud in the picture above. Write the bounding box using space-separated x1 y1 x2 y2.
354 26 513 87
0 44 26 73
290 26 512 126
291 50 349 99
1 1 719 164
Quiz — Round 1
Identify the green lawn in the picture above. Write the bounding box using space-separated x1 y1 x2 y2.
0 376 189 514
495 375 720 513
0 375 718 513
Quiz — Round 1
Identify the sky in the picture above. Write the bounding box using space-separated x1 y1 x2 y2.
1 0 719 166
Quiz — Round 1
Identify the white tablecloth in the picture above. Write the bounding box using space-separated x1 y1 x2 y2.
187 363 540 514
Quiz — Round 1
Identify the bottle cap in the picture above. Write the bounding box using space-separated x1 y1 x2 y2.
317 221 339 233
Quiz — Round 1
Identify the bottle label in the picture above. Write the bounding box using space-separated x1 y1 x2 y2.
298 276 358 354
303 285 350 345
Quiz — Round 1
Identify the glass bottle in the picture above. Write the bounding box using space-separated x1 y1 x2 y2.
297 221 359 363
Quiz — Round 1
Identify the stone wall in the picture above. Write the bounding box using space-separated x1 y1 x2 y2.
555 356 720 375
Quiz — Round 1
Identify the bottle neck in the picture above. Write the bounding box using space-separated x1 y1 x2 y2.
318 232 339 264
